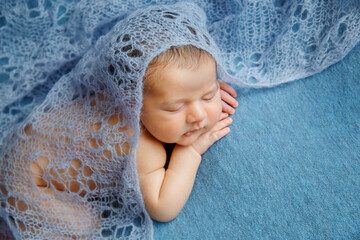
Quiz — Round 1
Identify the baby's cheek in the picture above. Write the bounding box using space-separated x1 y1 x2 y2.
209 100 222 125
216 96 223 118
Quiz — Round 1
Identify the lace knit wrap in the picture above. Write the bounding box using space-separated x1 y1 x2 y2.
0 2 221 239
0 1 359 239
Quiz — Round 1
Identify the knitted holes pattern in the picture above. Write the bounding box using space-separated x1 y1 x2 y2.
0 1 359 239
0 2 220 239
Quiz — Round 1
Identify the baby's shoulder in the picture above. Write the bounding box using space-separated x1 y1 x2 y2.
136 129 167 176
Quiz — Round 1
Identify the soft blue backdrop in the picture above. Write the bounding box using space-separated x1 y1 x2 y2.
154 43 360 239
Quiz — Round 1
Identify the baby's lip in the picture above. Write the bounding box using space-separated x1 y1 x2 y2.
183 127 202 137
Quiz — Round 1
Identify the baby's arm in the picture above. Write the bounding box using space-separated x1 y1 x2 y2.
136 113 232 222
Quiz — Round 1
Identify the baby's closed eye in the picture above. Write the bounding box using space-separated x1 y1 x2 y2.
202 91 218 101
162 104 184 112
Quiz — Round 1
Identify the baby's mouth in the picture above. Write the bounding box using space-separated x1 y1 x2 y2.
183 127 202 137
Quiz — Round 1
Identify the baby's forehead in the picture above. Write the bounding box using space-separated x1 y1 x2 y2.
149 54 215 79
145 59 217 95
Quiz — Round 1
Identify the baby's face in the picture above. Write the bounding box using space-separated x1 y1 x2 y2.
141 56 222 146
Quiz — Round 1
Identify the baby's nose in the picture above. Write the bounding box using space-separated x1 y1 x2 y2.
186 102 206 123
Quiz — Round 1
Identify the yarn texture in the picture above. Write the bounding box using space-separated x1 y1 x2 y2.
0 1 359 239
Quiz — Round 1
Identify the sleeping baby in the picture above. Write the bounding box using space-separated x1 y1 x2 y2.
0 2 237 239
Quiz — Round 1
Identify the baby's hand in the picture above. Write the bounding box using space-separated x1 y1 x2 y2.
218 79 238 115
191 113 232 155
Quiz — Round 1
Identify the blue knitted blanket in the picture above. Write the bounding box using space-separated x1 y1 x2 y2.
0 1 359 239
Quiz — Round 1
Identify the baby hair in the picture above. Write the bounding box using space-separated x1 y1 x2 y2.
143 45 215 94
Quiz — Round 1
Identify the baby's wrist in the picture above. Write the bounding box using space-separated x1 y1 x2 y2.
174 144 202 162
190 142 207 156
188 145 202 158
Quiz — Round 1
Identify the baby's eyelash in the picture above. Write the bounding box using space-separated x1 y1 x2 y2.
203 92 217 101
164 105 184 112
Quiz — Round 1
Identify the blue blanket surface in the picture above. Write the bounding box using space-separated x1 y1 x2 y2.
0 1 359 239
154 43 360 239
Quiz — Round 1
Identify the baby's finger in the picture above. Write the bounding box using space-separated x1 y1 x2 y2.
213 116 233 132
220 112 229 120
218 79 237 97
222 101 235 115
221 89 239 108
211 126 230 142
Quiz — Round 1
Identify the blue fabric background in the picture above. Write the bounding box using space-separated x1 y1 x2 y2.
154 43 360 239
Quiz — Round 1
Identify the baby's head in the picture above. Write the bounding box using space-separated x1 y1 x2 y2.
141 45 222 146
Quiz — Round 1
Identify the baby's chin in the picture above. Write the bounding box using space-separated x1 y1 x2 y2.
163 138 196 146
161 134 199 147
